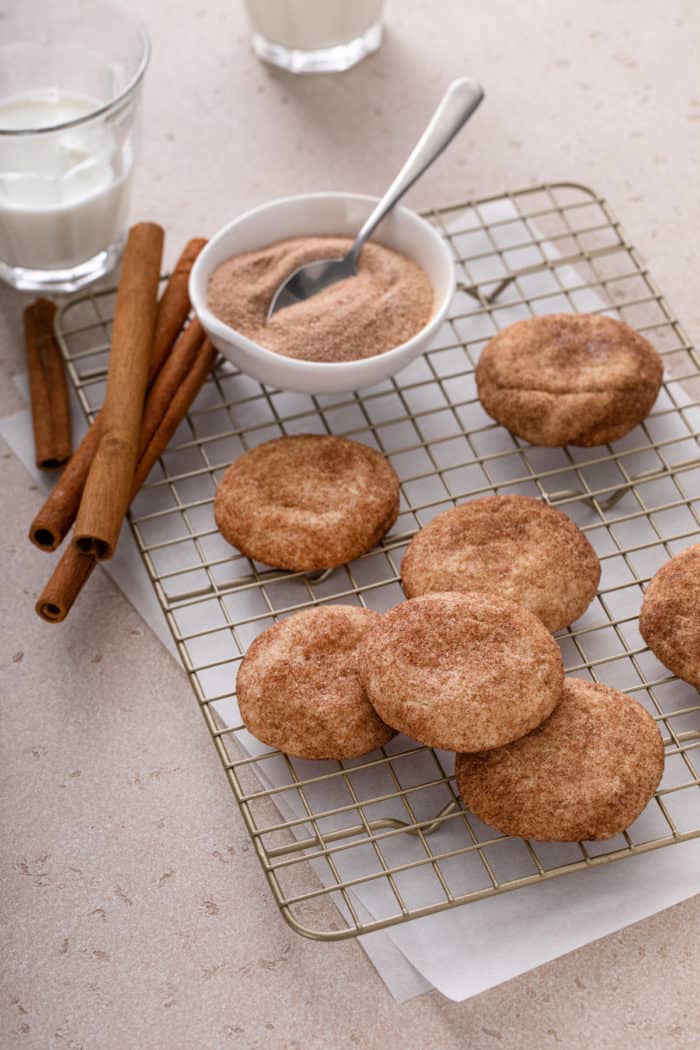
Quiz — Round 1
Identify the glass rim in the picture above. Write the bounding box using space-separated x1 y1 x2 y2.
0 6 151 137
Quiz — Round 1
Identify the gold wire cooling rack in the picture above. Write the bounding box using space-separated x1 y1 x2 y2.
55 182 700 942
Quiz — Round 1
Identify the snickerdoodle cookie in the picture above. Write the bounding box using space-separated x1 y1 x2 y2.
475 314 663 447
401 494 600 632
639 544 700 688
215 434 399 571
358 591 564 752
456 678 664 841
236 605 395 759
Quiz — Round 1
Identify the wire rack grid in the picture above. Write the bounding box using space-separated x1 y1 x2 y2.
55 182 700 942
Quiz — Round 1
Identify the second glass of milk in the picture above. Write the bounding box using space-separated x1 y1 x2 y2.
243 0 385 74
0 1 150 293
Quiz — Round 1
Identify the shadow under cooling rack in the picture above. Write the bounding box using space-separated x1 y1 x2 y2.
56 182 700 941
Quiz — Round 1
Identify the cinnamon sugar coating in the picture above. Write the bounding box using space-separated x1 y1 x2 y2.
401 494 600 632
475 313 663 447
639 544 700 688
236 605 395 759
214 434 399 571
456 678 665 841
358 591 564 752
207 236 434 363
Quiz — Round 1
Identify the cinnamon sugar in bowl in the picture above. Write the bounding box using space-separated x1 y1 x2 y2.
189 193 454 395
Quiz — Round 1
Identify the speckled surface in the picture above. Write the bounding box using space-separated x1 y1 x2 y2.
1 1 699 1046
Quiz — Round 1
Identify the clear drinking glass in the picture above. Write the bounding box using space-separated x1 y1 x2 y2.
0 1 150 293
243 0 384 74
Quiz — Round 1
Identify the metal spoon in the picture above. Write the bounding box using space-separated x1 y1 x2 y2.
267 76 484 317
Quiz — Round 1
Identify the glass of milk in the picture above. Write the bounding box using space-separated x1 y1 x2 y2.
242 0 384 74
0 1 150 293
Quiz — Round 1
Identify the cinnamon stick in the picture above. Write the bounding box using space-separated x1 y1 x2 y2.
36 337 217 623
149 237 207 377
132 339 217 492
29 237 206 552
73 222 164 559
24 298 72 470
30 423 102 551
138 319 206 455
35 546 97 622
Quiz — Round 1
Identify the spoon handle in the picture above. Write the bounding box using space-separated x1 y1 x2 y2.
350 77 484 264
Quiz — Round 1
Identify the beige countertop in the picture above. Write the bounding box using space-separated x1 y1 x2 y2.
2 1 699 1046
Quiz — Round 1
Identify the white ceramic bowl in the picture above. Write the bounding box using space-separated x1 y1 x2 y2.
189 192 455 395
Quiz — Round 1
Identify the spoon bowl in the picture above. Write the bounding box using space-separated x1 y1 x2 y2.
269 252 356 314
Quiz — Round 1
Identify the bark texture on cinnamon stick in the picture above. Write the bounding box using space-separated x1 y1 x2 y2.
36 337 217 623
150 237 207 375
24 298 72 470
73 221 165 560
132 339 217 492
138 319 206 455
28 237 206 552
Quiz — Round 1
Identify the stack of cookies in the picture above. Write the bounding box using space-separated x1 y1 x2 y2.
220 312 673 845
